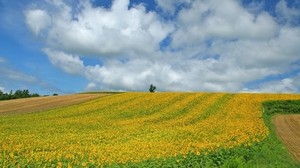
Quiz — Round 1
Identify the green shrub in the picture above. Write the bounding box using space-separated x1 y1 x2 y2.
262 100 300 115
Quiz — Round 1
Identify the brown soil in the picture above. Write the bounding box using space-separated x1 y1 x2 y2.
0 93 110 116
273 114 300 161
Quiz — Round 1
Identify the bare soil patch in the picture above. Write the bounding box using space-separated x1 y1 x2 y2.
273 114 300 161
0 93 110 116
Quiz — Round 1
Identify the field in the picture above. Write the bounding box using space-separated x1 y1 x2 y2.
0 92 300 167
273 115 300 161
0 93 109 116
263 100 300 161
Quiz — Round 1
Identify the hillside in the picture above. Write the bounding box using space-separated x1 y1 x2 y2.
0 93 110 116
0 92 299 167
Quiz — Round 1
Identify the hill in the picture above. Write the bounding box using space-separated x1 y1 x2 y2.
0 92 299 167
0 93 110 116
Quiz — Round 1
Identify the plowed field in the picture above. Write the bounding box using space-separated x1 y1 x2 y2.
273 115 300 161
0 93 110 116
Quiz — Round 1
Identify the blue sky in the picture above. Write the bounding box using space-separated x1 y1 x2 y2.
0 0 300 95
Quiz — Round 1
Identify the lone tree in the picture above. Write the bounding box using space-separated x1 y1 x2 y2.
149 84 156 93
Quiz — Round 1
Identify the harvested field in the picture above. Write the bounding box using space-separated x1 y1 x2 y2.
0 93 110 116
273 114 300 161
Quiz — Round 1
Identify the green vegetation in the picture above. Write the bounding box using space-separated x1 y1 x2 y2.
263 100 300 115
149 84 156 92
110 99 300 167
108 142 298 168
0 93 299 167
0 89 39 101
113 116 299 167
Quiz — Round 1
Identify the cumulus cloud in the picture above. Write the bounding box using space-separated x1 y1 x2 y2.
24 0 300 93
243 76 300 93
172 0 279 50
211 27 300 70
30 0 174 57
85 82 97 91
243 1 265 14
276 0 300 24
25 9 51 35
155 0 191 15
259 78 298 93
44 48 85 75
84 59 183 91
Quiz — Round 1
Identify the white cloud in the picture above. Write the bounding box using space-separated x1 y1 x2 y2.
85 59 183 91
85 82 97 91
25 9 51 36
44 48 85 75
211 27 300 70
0 86 6 93
25 0 300 93
79 55 279 92
261 78 297 93
172 0 279 49
29 0 174 57
0 62 64 94
0 67 38 84
244 1 265 14
244 76 300 93
155 0 191 15
276 0 300 24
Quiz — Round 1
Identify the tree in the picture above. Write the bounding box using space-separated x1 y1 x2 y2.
14 90 23 98
8 90 13 99
149 84 156 93
22 89 30 97
0 89 40 101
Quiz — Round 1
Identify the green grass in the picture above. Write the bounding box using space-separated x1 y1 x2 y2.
263 100 300 115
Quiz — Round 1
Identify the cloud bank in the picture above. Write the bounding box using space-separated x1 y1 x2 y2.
25 0 300 92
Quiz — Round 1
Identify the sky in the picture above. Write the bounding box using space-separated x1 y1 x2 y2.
0 0 300 95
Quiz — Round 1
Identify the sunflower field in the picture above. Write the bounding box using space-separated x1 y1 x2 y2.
1 92 300 167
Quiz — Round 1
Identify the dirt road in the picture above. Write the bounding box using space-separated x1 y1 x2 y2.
0 93 110 116
273 114 300 161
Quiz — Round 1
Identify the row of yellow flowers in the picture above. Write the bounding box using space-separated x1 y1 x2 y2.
1 92 300 166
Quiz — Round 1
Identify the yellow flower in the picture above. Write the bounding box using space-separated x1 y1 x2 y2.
1 92 300 165
82 162 88 167
57 162 63 168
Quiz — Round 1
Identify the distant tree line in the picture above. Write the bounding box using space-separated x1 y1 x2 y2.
0 89 40 101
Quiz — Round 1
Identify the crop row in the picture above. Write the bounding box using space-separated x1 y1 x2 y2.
1 92 300 166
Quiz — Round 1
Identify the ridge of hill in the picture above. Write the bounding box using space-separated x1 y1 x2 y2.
0 93 110 116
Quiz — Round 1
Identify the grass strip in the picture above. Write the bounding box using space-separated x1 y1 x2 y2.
158 93 214 122
262 100 300 115
189 94 234 124
121 93 192 119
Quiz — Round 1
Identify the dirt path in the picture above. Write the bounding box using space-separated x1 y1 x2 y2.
0 93 111 116
273 114 300 161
